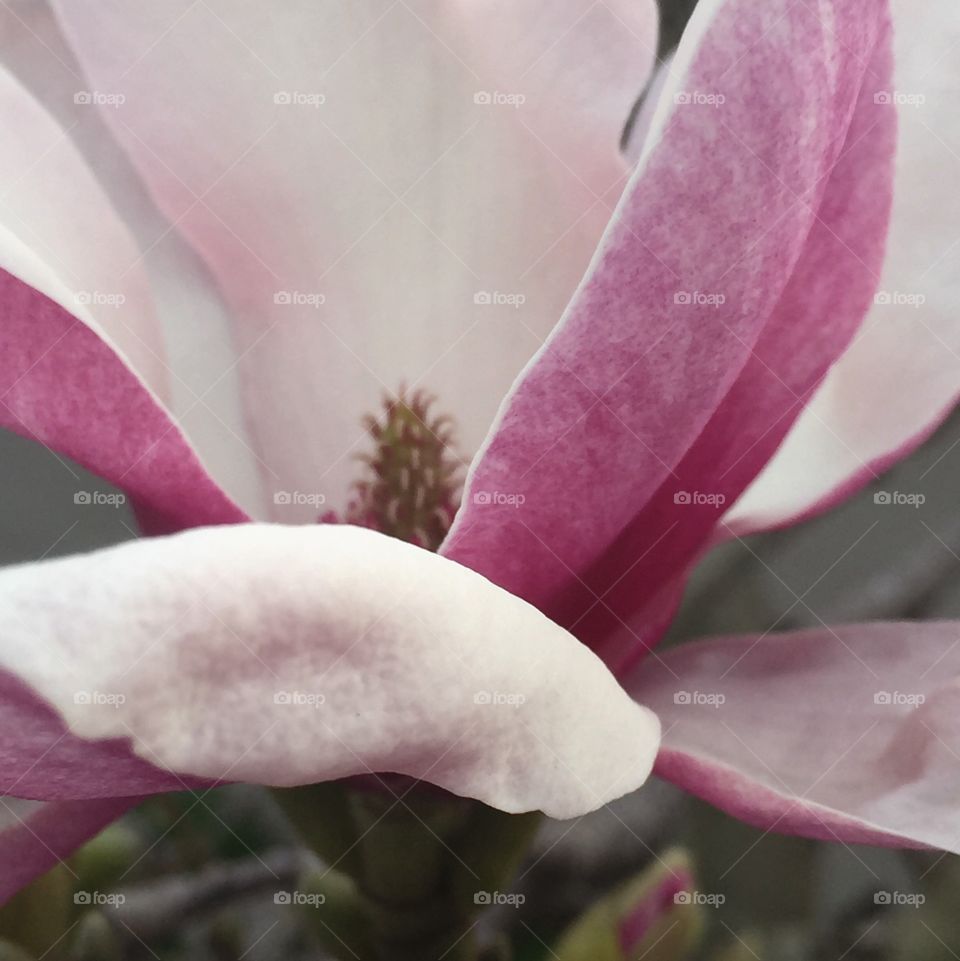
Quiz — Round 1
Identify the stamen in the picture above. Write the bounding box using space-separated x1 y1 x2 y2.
328 387 464 551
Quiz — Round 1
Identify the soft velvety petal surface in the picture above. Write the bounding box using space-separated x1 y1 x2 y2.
52 0 658 518
630 622 960 851
727 0 960 535
0 0 267 518
444 0 896 669
0 62 246 532
0 524 659 819
452 0 658 188
0 797 139 905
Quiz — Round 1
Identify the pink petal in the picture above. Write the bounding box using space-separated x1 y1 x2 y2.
0 61 165 403
443 0 896 669
51 0 658 517
630 622 960 851
0 671 196 799
0 4 266 518
0 524 659 820
0 797 140 906
0 63 245 533
727 0 960 536
619 862 695 953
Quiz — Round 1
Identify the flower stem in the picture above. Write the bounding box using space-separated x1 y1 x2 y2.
349 789 477 960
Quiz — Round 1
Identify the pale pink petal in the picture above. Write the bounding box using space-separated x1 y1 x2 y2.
451 0 658 187
0 62 245 532
443 0 895 667
726 0 960 535
0 523 659 820
0 797 139 906
630 622 960 851
0 2 266 518
51 0 658 517
0 56 165 401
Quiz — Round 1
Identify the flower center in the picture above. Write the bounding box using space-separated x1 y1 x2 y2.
330 387 463 551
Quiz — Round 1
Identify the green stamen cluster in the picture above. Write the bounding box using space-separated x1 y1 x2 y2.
344 388 462 551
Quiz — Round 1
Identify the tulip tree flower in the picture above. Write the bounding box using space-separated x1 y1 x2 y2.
0 0 958 946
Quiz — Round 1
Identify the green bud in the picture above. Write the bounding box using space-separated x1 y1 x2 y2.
554 849 703 961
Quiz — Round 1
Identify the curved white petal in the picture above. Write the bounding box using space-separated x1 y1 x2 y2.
0 524 659 819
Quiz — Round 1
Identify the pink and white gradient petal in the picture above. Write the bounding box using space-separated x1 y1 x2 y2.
444 0 895 672
630 622 960 852
726 0 960 536
0 524 660 822
0 63 245 533
51 0 660 518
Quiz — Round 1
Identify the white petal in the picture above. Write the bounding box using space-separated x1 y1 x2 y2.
0 524 660 819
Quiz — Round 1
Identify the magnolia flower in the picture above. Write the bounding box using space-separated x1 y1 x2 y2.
0 0 958 906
